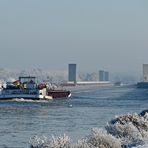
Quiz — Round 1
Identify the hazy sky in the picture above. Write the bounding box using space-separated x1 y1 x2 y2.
0 0 148 76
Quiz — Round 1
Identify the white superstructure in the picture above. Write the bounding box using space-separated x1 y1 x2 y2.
0 76 52 100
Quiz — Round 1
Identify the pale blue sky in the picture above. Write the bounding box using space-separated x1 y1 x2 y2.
0 0 148 76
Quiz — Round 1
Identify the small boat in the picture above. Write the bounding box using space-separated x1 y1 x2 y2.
114 81 123 87
0 76 71 100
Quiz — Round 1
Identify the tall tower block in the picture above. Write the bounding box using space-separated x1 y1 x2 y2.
105 71 109 81
68 64 76 82
99 70 109 81
99 70 104 81
143 64 148 82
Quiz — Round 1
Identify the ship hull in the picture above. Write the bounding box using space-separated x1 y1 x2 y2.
47 90 71 99
0 91 71 100
0 94 46 100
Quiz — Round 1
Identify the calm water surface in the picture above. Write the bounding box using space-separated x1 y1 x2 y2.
0 86 148 147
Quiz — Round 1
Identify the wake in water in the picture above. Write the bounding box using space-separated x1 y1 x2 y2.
10 98 49 103
29 110 148 148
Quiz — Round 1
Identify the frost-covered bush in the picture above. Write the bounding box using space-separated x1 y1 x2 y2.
106 112 148 147
29 129 121 148
29 134 71 148
77 128 121 148
29 110 148 148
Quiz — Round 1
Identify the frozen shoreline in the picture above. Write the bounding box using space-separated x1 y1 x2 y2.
30 110 148 148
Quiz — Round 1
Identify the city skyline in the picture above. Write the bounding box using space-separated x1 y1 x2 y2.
0 0 148 77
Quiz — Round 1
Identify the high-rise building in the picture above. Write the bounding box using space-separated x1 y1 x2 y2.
99 70 109 81
143 64 148 82
104 71 109 81
99 70 104 81
68 64 76 82
137 64 148 88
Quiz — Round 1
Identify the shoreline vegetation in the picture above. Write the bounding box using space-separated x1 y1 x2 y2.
29 110 148 148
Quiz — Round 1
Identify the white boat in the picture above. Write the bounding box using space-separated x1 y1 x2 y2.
0 76 71 100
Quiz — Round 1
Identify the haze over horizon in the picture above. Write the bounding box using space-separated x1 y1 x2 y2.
0 0 148 77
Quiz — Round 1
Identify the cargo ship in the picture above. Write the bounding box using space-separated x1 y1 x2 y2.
0 76 71 100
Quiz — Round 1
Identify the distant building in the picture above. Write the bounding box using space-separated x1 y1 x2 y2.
99 70 109 81
104 71 109 81
143 64 148 82
68 64 76 82
99 70 104 81
137 64 148 88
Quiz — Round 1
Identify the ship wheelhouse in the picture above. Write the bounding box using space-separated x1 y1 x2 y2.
19 76 37 89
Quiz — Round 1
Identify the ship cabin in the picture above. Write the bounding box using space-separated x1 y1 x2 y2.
19 76 37 89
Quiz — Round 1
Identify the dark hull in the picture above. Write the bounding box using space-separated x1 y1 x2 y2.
47 90 71 99
137 82 148 88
